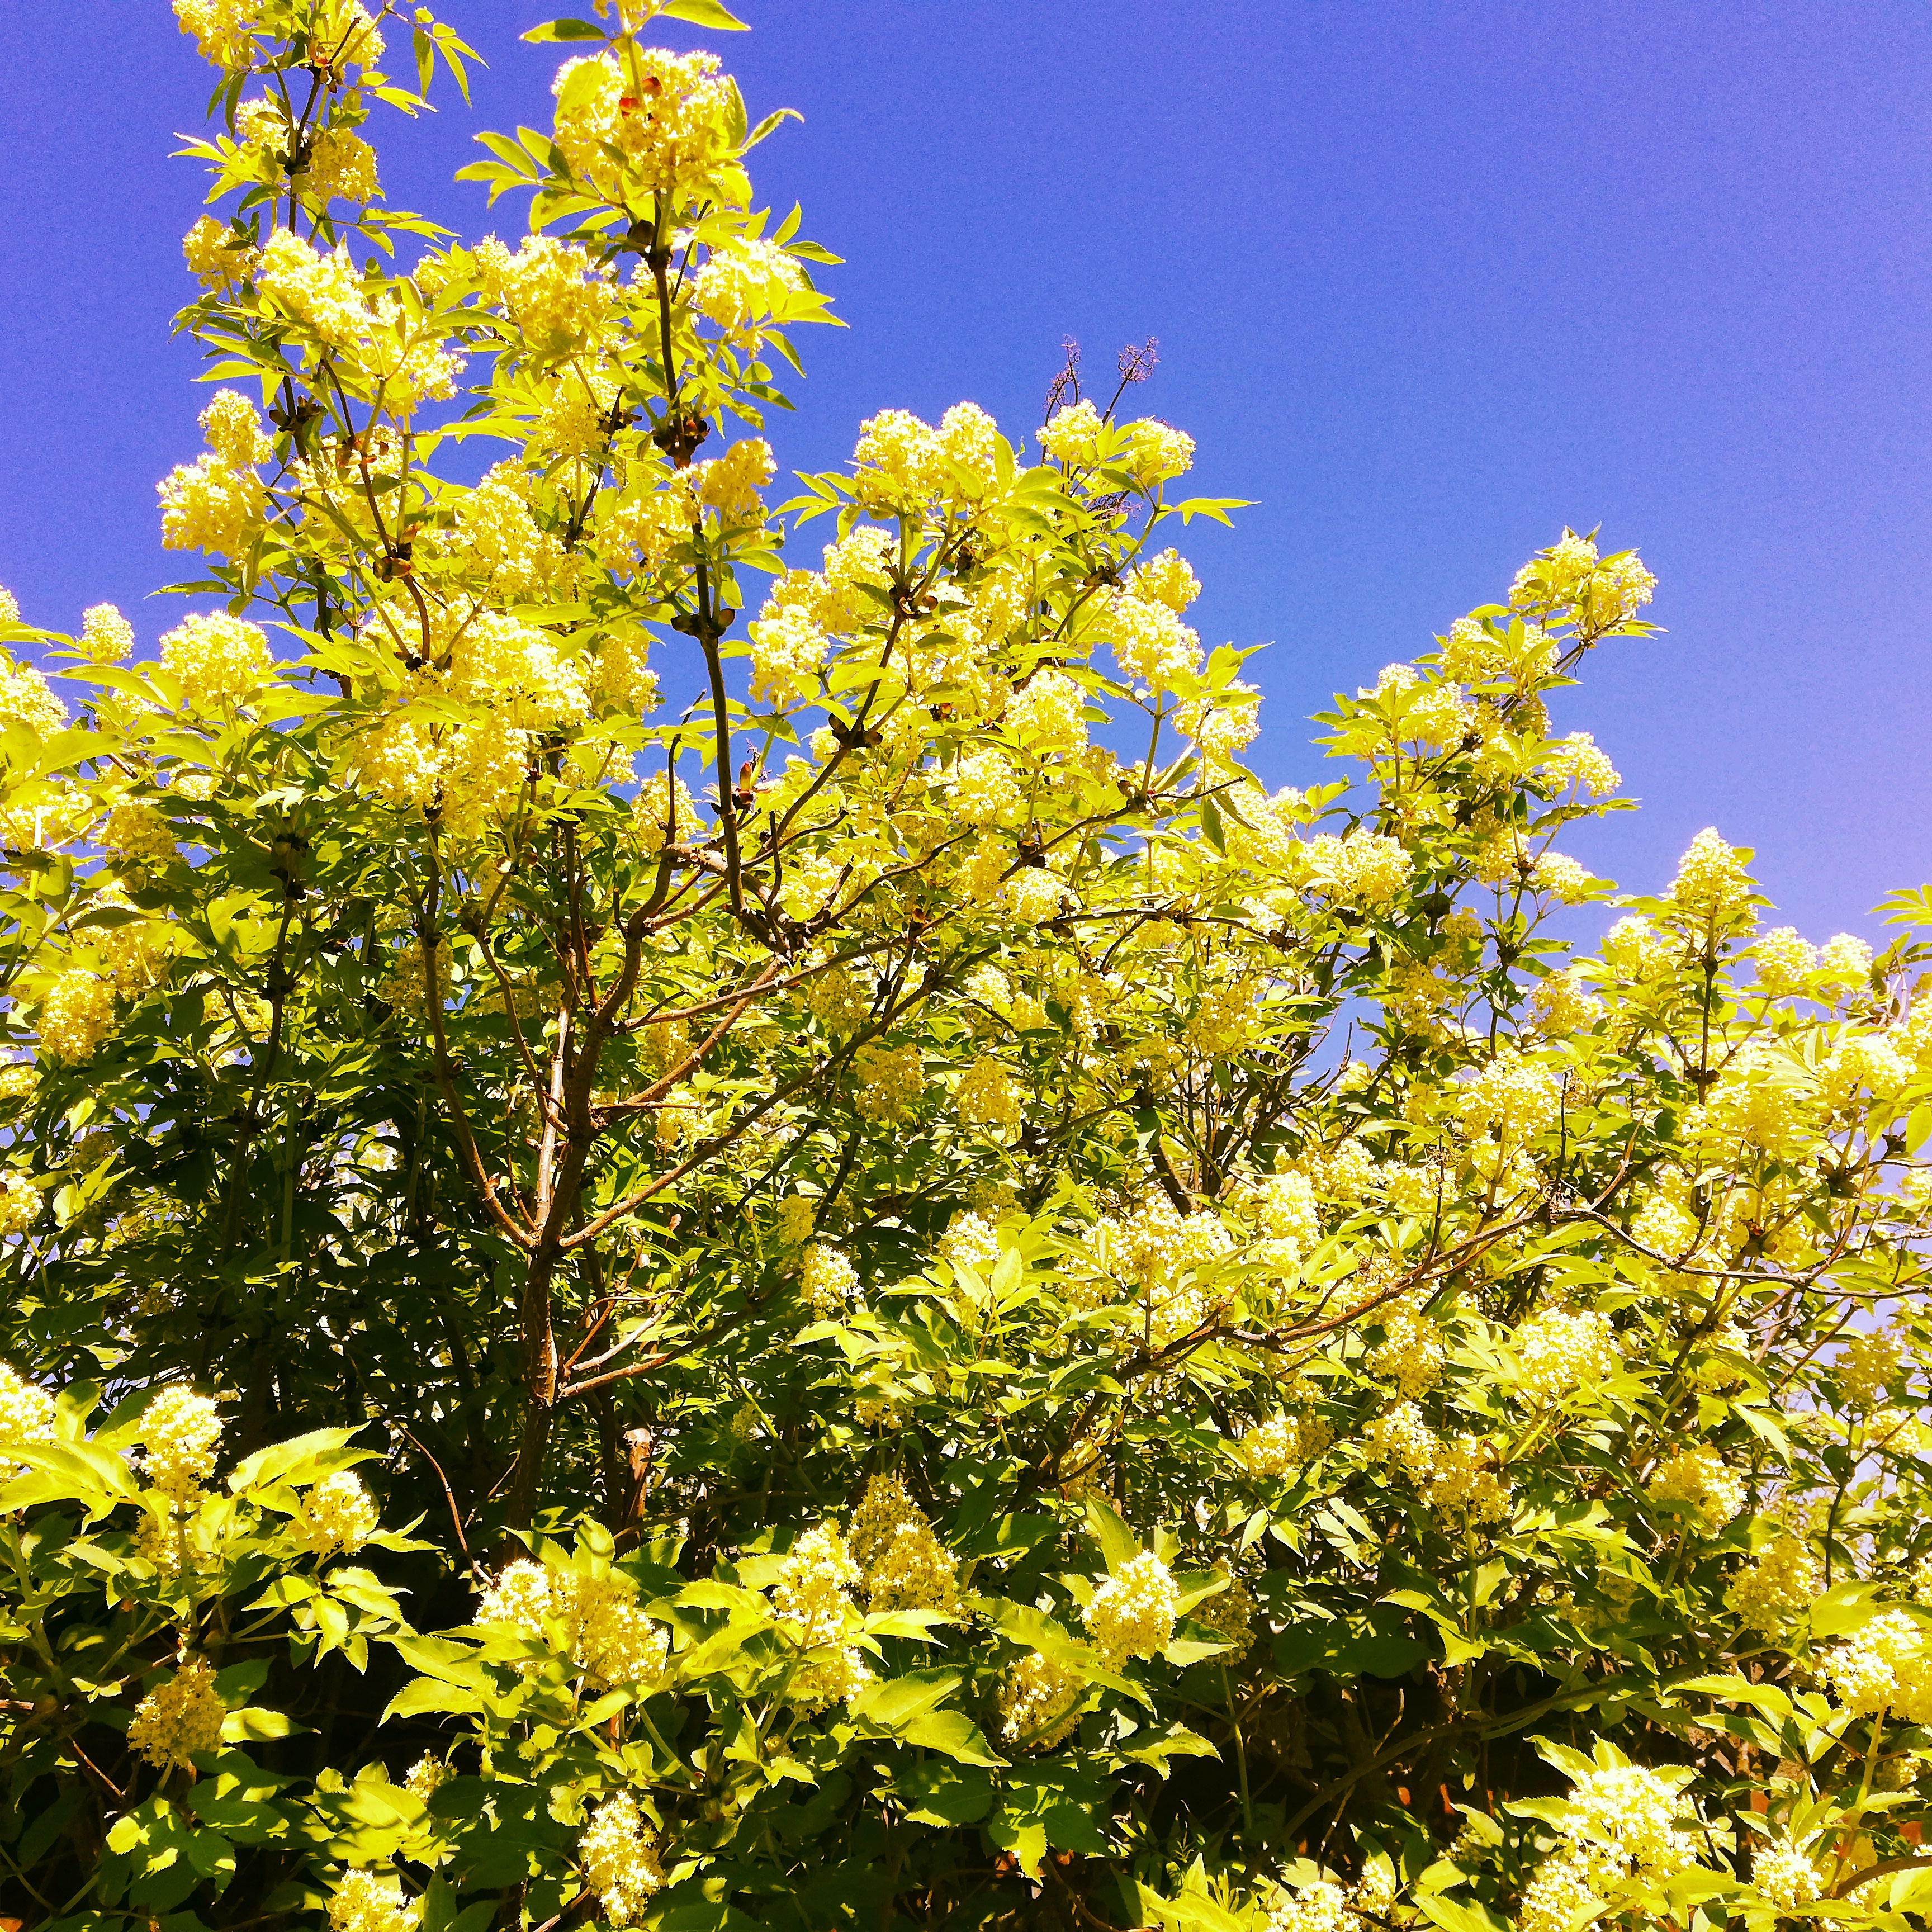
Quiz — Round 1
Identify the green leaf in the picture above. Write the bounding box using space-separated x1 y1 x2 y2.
1082 1496 1140 1574
890 1759 993 1826
850 1668 962 1733
658 0 750 27
899 1709 1002 1767
519 19 606 42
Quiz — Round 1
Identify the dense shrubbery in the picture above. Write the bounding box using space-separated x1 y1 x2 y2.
5 4 1932 1929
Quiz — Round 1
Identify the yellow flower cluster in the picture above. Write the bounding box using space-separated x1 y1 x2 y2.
0 1172 40 1238
326 1869 417 1932
955 1055 1023 1135
937 1210 1000 1273
694 438 775 523
0 662 67 737
1082 1550 1180 1669
551 46 738 202
0 1362 55 1461
997 1650 1084 1751
1264 1881 1356 1932
404 1754 450 1801
1825 1608 1932 1720
79 603 134 661
693 234 808 330
127 1655 226 1770
1542 731 1620 795
1727 1532 1820 1632
854 1041 922 1121
1750 1838 1824 1912
1239 1411 1332 1478
159 611 272 709
1513 1306 1620 1404
1840 1326 1904 1408
850 402 999 509
1105 590 1201 692
1367 1308 1446 1397
773 1521 872 1704
293 1470 380 1556
475 1559 669 1689
1194 1570 1256 1659
139 1388 224 1500
1006 667 1088 752
477 234 613 351
1647 1444 1745 1528
1457 1047 1562 1140
36 971 114 1063
1428 1436 1512 1523
1670 828 1755 928
800 1240 858 1315
578 1793 666 1926
849 1473 962 1616
1301 826 1413 907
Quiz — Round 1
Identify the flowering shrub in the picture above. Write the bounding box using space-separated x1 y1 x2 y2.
6 4 1932 1930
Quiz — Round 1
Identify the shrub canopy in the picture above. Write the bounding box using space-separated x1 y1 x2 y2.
4 6 1932 1931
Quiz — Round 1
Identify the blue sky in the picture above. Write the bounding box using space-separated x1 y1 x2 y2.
2 2 1928 944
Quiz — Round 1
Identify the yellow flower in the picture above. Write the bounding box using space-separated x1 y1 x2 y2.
127 1656 226 1770
1082 1550 1180 1668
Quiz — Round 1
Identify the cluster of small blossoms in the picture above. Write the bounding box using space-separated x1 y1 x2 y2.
158 390 270 558
138 1388 223 1500
326 1868 419 1932
292 1470 380 1556
1263 1881 1357 1932
476 234 612 350
849 1473 962 1616
1750 1837 1824 1911
0 660 67 738
1367 1308 1447 1397
404 1754 451 1802
1427 1436 1513 1524
1456 1046 1562 1140
38 969 116 1064
1005 667 1088 751
1234 1169 1322 1271
1542 731 1620 795
1727 1532 1821 1632
849 401 1000 509
80 603 134 661
772 1522 872 1704
998 1651 1085 1750
1082 1550 1180 1669
1839 1326 1905 1408
1513 1307 1620 1404
126 1655 226 1770
937 1210 1001 1273
1193 1570 1256 1659
1647 1444 1746 1528
0 1171 40 1238
954 1054 1024 1135
0 1362 56 1462
1238 1410 1333 1479
799 1241 858 1316
1669 827 1755 930
577 1793 666 1927
1365 1401 1438 1483
1824 1608 1932 1720
552 45 738 202
475 1560 669 1689
773 1193 817 1249
159 611 273 710
1300 826 1413 906
692 233 809 332
1519 1760 1696 1932
853 1041 923 1121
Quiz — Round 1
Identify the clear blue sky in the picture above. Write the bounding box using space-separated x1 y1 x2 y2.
2 3 1928 944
